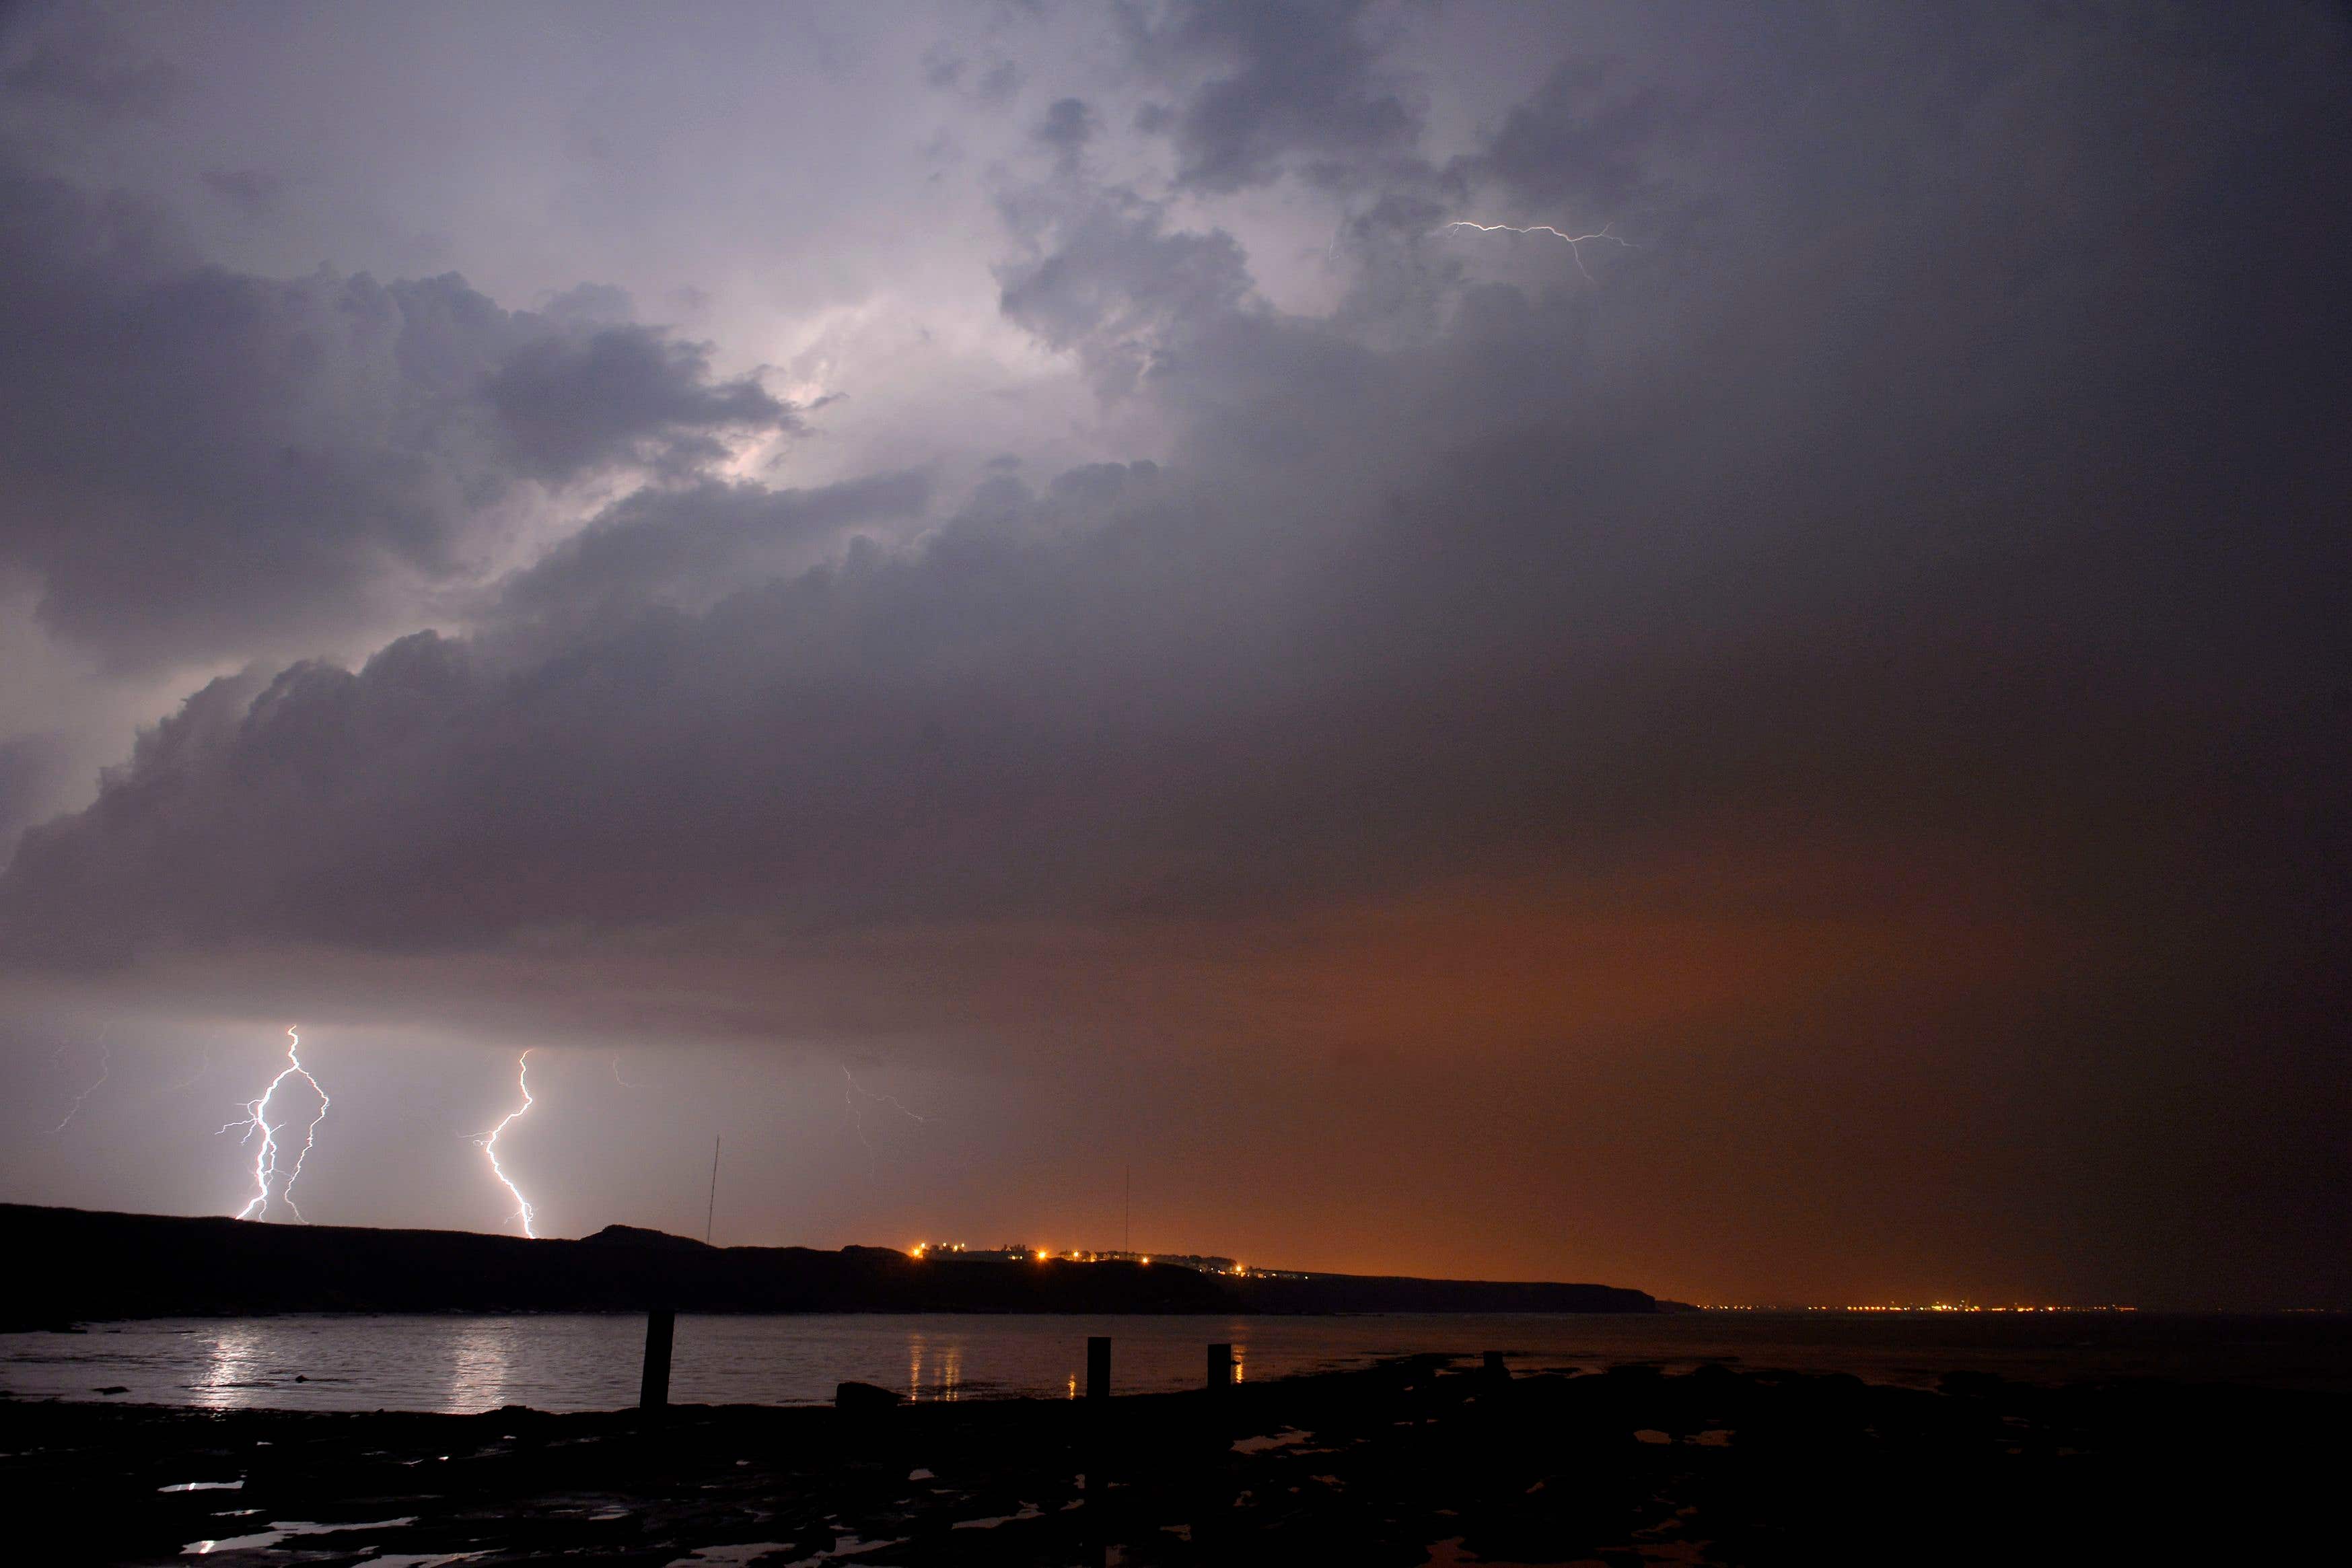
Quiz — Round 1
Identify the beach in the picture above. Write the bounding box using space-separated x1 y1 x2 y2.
8 1351 2339 1565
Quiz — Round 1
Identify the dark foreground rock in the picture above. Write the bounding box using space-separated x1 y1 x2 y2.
3 1357 2339 1566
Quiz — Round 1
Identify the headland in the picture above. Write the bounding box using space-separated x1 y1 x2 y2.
0 1203 1658 1326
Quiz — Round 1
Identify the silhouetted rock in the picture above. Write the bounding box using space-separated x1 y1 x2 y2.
834 1380 902 1413
579 1224 713 1250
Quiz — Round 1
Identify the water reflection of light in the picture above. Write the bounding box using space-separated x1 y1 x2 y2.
446 1323 515 1412
190 1325 271 1410
1235 1346 1246 1384
904 1333 963 1402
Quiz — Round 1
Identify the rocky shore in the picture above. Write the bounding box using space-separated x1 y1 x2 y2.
3 1353 2336 1565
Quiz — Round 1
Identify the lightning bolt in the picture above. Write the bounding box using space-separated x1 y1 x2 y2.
476 1049 540 1238
51 1043 111 1133
221 1026 330 1222
164 1045 213 1096
1443 219 1633 280
842 1065 929 1174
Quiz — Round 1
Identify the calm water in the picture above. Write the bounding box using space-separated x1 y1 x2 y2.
3 1312 2345 1413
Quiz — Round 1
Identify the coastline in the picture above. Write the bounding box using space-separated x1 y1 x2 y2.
1 1203 1655 1326
7 1353 2337 1565
11 1306 2351 1413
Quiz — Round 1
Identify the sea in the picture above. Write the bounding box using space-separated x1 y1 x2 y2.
5 1310 2347 1414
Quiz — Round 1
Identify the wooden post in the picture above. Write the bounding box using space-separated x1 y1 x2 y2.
1083 1336 1112 1567
640 1308 675 1411
1206 1343 1232 1391
1087 1335 1111 1400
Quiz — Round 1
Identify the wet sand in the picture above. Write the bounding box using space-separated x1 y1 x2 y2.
4 1355 2339 1565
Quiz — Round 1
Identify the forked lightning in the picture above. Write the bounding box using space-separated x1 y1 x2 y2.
478 1049 540 1238
223 1026 331 1222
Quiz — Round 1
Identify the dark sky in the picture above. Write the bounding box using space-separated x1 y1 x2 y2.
1 1 2345 1309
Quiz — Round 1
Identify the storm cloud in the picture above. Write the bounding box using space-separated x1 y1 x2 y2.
0 1 2345 1306
0 169 799 668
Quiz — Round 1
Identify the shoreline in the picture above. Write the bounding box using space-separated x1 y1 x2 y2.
6 1353 2338 1565
13 1307 2349 1415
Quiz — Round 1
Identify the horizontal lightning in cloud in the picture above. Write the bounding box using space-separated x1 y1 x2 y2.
1443 220 1632 280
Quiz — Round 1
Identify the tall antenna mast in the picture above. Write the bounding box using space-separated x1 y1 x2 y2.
705 1135 721 1245
1123 1164 1131 1255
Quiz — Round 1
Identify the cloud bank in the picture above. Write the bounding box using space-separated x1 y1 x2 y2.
0 1 2345 1305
